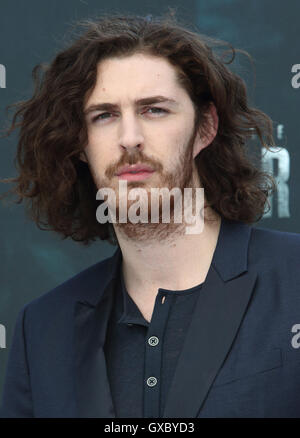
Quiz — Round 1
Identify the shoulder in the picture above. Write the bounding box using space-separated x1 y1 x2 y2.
21 252 115 319
250 223 300 254
248 223 300 272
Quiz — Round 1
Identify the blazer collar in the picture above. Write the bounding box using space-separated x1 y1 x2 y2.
73 216 256 417
212 217 251 281
75 216 252 308
74 245 122 308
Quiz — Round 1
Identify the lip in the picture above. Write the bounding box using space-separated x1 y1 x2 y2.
117 170 155 181
116 164 155 176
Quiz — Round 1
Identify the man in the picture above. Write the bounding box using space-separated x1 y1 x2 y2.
0 13 300 418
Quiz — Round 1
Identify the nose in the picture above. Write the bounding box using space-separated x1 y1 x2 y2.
118 113 144 153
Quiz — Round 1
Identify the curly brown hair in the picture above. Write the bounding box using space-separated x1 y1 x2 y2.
0 11 276 247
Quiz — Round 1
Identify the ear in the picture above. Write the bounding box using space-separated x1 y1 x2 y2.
79 150 88 163
192 102 219 159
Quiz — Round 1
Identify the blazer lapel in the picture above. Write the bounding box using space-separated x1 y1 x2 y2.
72 248 122 418
71 217 257 418
162 218 257 418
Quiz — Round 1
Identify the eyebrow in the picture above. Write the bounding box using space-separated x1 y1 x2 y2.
84 95 179 115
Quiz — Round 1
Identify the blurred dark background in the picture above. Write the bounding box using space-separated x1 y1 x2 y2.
0 0 299 396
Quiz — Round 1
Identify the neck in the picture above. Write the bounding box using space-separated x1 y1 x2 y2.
114 207 222 297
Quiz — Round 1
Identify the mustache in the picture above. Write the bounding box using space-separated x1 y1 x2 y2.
105 150 163 179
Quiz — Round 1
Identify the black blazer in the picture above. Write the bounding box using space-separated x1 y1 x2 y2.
1 217 300 417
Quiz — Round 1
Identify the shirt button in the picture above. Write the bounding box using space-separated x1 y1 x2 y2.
148 336 159 346
146 376 158 387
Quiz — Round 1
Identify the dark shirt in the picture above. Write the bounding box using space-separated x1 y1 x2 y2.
103 266 203 418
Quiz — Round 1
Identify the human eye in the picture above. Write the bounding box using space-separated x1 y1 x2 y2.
145 107 169 116
91 112 113 123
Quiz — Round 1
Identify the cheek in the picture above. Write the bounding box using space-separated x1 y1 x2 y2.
85 131 110 161
83 145 111 180
152 125 184 151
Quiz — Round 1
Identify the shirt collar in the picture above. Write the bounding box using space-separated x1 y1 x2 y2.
116 266 150 327
76 216 251 308
116 259 204 328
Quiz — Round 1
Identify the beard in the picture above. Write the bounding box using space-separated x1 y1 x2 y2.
94 125 202 244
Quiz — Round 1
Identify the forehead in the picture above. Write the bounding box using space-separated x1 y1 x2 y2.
85 53 187 105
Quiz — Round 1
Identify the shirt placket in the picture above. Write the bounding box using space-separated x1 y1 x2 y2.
143 290 173 418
